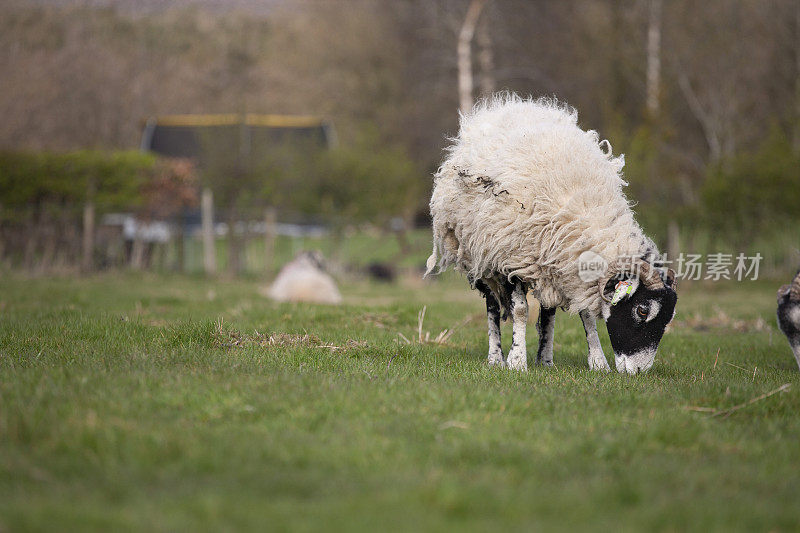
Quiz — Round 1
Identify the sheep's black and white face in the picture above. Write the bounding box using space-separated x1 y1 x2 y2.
777 286 800 349
603 279 677 374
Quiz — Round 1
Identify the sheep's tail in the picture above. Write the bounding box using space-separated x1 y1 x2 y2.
424 241 438 278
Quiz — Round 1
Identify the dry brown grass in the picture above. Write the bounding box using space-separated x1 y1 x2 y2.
213 319 368 351
396 306 481 346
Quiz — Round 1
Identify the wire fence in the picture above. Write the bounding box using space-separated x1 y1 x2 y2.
0 200 432 277
1 198 797 279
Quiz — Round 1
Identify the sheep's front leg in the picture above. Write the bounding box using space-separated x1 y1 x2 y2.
476 280 504 367
580 310 610 372
536 305 556 366
507 282 529 371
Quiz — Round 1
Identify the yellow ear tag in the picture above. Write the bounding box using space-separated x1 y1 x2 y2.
611 280 634 305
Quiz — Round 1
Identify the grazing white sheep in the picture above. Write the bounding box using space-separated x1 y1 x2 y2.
426 94 677 374
777 270 800 369
266 251 342 305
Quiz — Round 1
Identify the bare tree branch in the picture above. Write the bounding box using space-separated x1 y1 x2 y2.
677 71 722 162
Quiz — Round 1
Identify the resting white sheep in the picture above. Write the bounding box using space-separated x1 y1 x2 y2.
266 251 342 305
426 94 677 374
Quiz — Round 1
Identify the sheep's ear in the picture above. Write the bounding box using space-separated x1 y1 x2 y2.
778 284 791 302
660 267 677 290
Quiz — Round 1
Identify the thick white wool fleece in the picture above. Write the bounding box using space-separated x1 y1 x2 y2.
427 94 656 317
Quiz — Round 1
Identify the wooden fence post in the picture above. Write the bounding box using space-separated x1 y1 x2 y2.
82 200 95 272
201 187 216 275
23 208 37 270
39 207 56 274
175 213 185 273
0 203 4 266
227 210 242 277
130 222 144 270
264 206 276 274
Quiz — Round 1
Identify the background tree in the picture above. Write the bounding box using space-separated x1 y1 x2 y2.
0 0 798 267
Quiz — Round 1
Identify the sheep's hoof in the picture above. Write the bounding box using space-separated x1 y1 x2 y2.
536 358 554 367
588 353 611 372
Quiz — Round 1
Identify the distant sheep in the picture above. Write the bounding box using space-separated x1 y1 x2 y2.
777 270 800 370
365 262 396 283
267 251 342 305
426 94 677 374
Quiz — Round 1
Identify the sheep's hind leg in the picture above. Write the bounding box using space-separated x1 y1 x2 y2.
476 280 504 367
507 281 529 371
536 305 556 366
580 310 610 372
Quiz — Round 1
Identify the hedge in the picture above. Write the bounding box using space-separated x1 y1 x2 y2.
0 150 158 210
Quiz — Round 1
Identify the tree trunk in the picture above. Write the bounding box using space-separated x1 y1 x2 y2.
794 1 800 153
201 187 217 275
264 206 276 275
476 15 495 97
646 0 662 119
81 201 95 272
606 1 626 117
458 0 488 114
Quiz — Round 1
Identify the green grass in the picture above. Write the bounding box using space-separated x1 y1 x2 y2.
1 272 799 531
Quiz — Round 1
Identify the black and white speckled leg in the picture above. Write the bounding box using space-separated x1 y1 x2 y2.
580 310 611 372
507 281 528 371
791 341 800 371
476 280 504 367
536 305 556 366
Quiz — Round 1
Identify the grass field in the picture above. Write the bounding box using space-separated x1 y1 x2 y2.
1 270 799 531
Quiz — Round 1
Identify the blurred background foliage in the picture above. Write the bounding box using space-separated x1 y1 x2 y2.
701 129 800 243
0 0 798 272
0 150 156 211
